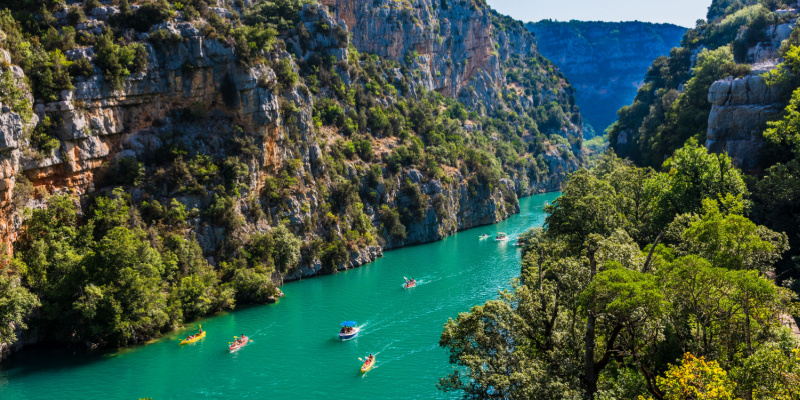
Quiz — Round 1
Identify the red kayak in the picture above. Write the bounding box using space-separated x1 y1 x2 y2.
404 280 416 289
229 335 249 352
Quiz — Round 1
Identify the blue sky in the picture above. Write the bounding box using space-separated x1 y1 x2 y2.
486 0 713 28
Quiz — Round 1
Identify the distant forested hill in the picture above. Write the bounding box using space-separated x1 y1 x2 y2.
528 20 686 136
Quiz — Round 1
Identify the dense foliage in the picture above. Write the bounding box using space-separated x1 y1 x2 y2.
608 0 800 291
0 0 585 351
5 188 301 346
608 0 795 168
439 143 797 400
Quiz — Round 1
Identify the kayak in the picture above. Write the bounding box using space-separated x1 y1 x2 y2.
404 280 416 289
179 330 206 345
229 335 249 352
361 357 375 373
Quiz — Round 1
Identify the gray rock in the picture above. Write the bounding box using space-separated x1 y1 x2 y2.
706 73 783 170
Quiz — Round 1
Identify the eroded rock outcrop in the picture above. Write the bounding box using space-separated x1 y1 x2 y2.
0 3 579 275
0 1 582 359
706 74 783 170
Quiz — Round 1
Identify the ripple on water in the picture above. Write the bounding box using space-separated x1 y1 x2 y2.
0 193 559 400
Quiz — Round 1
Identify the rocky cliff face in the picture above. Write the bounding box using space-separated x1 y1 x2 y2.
705 13 796 171
706 73 783 171
0 0 582 359
528 20 686 136
320 0 577 120
323 0 500 98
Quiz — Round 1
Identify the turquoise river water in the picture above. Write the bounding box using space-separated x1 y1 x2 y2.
0 192 559 400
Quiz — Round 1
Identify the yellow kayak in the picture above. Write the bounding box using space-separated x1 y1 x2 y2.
361 357 375 373
180 330 206 345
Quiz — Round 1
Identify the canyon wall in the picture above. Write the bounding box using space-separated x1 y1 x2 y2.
528 20 686 136
0 0 583 359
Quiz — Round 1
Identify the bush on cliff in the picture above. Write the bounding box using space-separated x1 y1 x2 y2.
94 33 148 90
243 0 304 31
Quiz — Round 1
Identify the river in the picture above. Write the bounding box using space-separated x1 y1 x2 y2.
0 192 559 399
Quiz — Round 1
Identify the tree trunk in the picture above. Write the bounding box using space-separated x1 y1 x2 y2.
641 231 664 274
584 248 598 400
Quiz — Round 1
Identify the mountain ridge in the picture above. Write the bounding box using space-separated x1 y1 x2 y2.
528 19 686 136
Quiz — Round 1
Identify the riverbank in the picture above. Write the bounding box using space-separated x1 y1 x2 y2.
0 190 559 362
0 193 557 399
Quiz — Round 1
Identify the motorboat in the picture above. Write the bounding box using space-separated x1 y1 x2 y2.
339 321 360 340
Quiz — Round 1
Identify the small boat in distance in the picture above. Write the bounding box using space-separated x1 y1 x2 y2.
479 233 490 239
179 324 205 345
514 240 525 247
495 232 509 241
361 354 375 373
339 321 360 340
229 334 250 352
404 278 417 289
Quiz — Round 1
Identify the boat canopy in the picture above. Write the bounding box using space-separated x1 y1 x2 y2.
340 321 358 327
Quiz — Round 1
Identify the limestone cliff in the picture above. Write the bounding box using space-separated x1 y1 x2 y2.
528 20 686 136
704 14 796 170
0 0 582 358
609 1 798 170
706 72 783 171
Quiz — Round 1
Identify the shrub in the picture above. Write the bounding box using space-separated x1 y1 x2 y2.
126 1 173 32
206 194 243 231
26 46 74 102
379 205 406 241
69 58 95 78
231 267 276 303
273 58 297 89
400 180 426 223
104 156 144 186
0 69 33 122
320 239 347 273
30 116 61 157
243 0 303 31
95 33 148 90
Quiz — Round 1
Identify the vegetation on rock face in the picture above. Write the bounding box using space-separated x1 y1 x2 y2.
439 144 796 400
609 0 800 293
608 0 795 168
0 0 584 350
528 20 686 137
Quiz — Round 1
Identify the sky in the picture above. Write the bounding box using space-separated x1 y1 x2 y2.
486 0 713 28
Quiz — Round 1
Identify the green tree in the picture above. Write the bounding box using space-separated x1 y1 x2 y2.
0 272 40 345
272 223 301 277
678 198 788 273
75 226 169 345
736 344 800 399
648 139 749 229
545 169 623 252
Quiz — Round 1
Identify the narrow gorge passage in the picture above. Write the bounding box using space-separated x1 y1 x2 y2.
0 193 559 400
